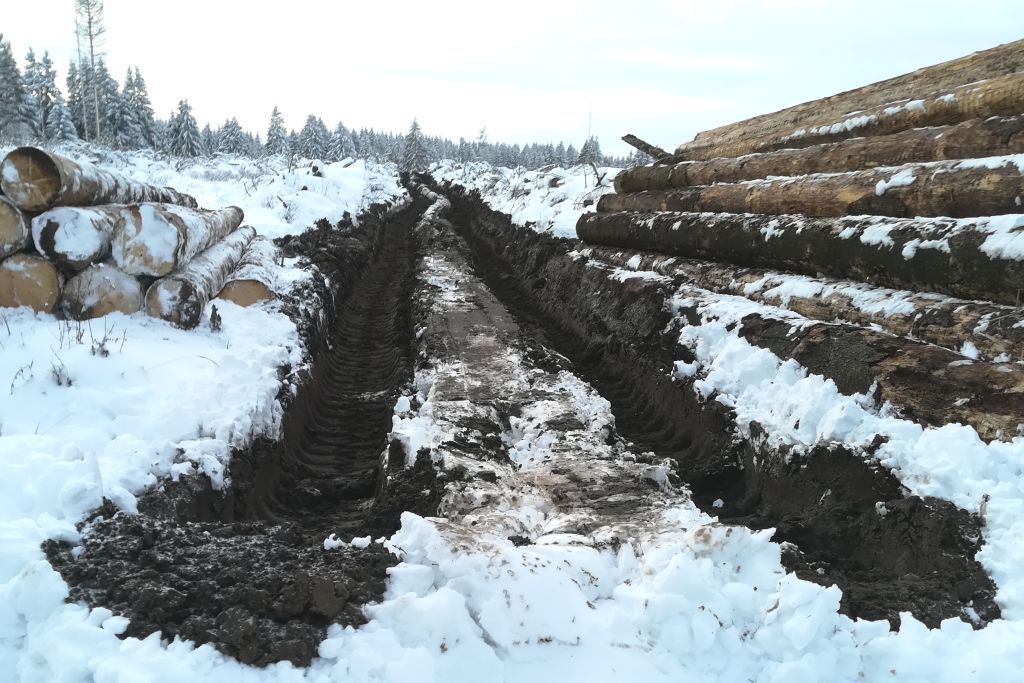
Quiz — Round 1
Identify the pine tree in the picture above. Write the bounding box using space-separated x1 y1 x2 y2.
48 93 80 142
296 115 330 160
75 0 106 139
168 99 202 157
125 67 156 147
265 106 288 155
402 118 429 172
0 35 26 140
218 117 247 155
22 49 59 140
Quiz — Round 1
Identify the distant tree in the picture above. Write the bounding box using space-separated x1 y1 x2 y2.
48 93 80 142
75 0 106 139
200 123 217 155
124 67 156 147
22 49 60 141
167 99 202 157
402 118 429 172
218 117 248 155
326 122 355 161
265 106 288 155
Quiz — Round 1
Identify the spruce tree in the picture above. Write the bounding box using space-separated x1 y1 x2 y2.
218 117 247 155
48 93 80 142
126 67 156 147
168 99 202 157
402 118 428 172
265 106 288 155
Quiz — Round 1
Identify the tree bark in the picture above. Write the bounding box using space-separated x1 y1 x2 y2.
61 261 144 319
675 39 1024 158
0 195 30 259
216 235 277 307
0 253 62 312
621 134 670 161
582 245 1024 362
620 116 1024 192
145 226 256 329
0 147 198 212
113 204 244 277
31 205 122 270
576 211 1024 305
600 157 1024 218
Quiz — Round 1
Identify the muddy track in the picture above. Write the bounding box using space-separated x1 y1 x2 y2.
44 201 442 667
431 177 999 629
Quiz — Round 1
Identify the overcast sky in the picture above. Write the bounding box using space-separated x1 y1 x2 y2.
4 1 1023 155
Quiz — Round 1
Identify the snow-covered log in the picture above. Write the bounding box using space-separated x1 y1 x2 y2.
112 204 244 277
599 157 1024 218
31 206 123 270
0 252 62 312
619 116 1024 192
216 235 277 307
61 262 145 320
576 211 1024 305
585 246 1024 362
0 195 29 258
0 147 198 212
675 40 1024 159
145 226 255 328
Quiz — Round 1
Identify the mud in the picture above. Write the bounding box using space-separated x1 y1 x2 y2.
433 177 999 629
45 199 446 667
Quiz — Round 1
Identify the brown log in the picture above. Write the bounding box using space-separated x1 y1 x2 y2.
675 38 1024 158
576 211 1024 305
0 253 61 312
61 262 145 320
600 157 1024 218
619 116 1024 192
621 134 670 161
216 235 277 307
677 72 1024 160
112 204 245 277
0 195 30 258
583 245 1024 362
0 147 198 212
31 206 123 270
145 226 256 329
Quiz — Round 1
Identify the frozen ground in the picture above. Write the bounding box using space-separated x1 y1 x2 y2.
431 160 620 238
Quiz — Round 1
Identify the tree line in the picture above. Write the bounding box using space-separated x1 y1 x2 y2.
0 27 651 170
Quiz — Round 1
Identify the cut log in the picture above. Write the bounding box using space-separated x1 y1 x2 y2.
216 236 277 307
600 156 1024 218
619 116 1024 192
32 205 123 270
0 253 62 312
621 134 670 161
0 147 198 212
675 38 1024 158
61 262 145 320
582 245 1024 362
576 211 1024 305
676 71 1024 161
112 204 244 277
674 291 1024 442
145 226 256 329
0 195 29 258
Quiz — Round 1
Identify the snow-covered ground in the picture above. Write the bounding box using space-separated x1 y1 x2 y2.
0 145 407 680
431 160 620 238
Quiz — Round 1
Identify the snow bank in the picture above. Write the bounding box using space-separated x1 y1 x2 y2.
431 160 620 238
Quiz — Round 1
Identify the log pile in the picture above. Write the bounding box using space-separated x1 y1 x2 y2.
578 41 1024 437
0 147 279 328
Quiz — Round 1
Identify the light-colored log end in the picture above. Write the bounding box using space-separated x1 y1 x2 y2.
217 280 275 307
0 253 62 313
62 263 144 320
0 147 63 212
0 195 30 258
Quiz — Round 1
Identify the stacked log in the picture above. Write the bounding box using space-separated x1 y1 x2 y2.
577 40 1024 441
0 146 279 327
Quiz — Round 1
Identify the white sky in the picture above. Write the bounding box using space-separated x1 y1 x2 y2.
4 1 1023 155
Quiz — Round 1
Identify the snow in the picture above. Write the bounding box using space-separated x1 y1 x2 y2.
0 146 409 680
31 207 113 266
874 168 916 196
670 288 1024 630
431 160 620 238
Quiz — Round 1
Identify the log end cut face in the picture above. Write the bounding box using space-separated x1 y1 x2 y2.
0 253 61 313
0 147 63 212
146 278 203 329
0 196 30 258
62 263 144 320
217 280 275 307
